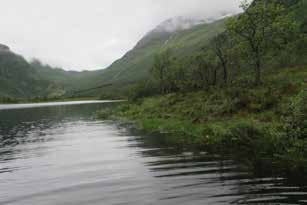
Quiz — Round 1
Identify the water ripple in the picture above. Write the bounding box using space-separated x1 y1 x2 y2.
0 103 306 204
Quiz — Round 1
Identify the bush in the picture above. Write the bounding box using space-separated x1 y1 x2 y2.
221 121 281 154
128 80 160 101
97 109 114 120
283 90 307 139
275 90 307 172
0 97 19 103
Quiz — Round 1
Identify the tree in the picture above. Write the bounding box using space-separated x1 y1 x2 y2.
192 51 219 88
128 80 159 101
211 32 230 85
192 54 210 89
227 0 298 85
170 62 188 92
151 49 175 94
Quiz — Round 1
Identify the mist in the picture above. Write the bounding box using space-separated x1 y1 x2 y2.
0 0 242 71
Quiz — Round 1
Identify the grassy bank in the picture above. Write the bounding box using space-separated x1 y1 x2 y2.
98 67 307 175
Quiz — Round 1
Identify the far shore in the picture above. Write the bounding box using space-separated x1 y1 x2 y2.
0 99 126 111
0 97 126 105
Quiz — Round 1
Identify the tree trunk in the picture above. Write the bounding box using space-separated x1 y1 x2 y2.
212 69 217 86
255 59 261 86
161 81 166 94
222 63 228 85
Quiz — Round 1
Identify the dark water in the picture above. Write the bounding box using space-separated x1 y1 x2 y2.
0 102 306 205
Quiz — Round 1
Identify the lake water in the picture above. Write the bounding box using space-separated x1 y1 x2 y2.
0 101 306 205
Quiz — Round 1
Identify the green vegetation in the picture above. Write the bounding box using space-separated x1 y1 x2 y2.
74 18 228 98
0 96 99 104
227 0 299 85
98 0 307 176
0 51 42 98
122 0 306 100
99 67 307 174
0 51 76 99
0 97 19 104
0 50 104 100
0 18 227 100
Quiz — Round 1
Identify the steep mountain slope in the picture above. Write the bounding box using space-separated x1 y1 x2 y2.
0 16 229 99
76 17 227 97
0 46 43 98
86 0 307 98
0 46 80 99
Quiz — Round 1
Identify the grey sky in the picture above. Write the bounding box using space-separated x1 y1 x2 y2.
1 0 242 71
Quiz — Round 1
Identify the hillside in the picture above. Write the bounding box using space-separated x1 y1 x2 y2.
75 17 227 98
0 47 81 100
0 16 228 100
82 0 307 98
0 46 46 99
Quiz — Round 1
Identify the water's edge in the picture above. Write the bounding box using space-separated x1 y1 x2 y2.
1 102 306 205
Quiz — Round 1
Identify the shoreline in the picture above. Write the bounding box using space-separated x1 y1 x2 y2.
98 67 307 178
100 110 307 179
0 97 100 104
0 100 125 111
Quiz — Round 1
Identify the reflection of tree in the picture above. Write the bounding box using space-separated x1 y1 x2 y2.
122 125 307 204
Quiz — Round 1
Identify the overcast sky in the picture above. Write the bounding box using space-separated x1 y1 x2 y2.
1 0 242 71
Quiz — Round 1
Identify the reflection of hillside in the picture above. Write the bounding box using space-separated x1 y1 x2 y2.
0 102 114 163
120 125 307 204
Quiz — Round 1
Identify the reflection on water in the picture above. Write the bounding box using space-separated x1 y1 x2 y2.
0 102 306 205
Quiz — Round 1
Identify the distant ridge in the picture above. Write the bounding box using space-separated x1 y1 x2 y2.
153 16 207 33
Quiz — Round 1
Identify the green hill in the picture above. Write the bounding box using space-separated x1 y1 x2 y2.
0 48 83 100
74 18 227 98
0 49 46 98
0 16 228 100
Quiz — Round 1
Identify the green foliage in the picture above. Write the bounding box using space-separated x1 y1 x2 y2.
151 49 177 94
277 90 307 172
0 97 19 104
97 108 114 120
138 0 305 97
128 80 160 101
226 0 299 84
0 53 76 99
191 51 219 88
210 32 232 84
100 67 307 174
283 90 307 139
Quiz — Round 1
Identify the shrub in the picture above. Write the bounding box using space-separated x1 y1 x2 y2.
0 97 19 103
128 80 160 101
283 90 307 139
97 109 114 120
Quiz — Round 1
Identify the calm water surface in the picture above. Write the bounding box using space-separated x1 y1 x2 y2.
0 101 306 205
